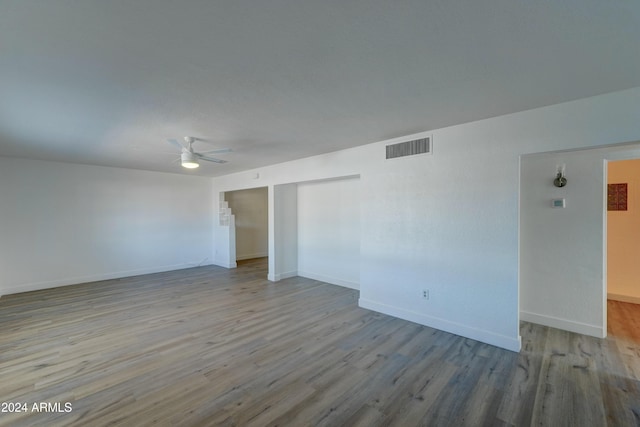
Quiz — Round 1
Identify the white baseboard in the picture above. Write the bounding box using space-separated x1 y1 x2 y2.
520 310 605 338
359 298 521 352
236 252 268 261
607 293 640 305
212 259 237 269
298 271 360 290
2 262 214 296
268 270 298 282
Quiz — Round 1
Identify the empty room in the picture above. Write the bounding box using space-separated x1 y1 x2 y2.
1 1 640 426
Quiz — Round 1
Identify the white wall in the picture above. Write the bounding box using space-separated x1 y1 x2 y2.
212 87 640 351
0 157 215 295
225 187 268 260
269 184 298 281
297 177 360 289
520 150 606 337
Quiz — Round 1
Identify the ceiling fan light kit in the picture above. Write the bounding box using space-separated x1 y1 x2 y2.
181 151 199 169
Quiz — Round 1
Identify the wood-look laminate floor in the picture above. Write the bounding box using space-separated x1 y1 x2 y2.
0 258 639 426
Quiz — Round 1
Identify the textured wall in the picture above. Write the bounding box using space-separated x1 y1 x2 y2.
0 158 214 295
297 177 360 289
270 184 298 281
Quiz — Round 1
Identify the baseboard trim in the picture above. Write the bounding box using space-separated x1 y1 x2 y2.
298 271 359 290
236 252 268 261
607 293 640 305
2 262 214 296
212 259 237 269
359 298 521 352
268 270 298 282
520 310 605 338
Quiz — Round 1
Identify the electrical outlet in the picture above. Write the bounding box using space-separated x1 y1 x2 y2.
422 289 429 300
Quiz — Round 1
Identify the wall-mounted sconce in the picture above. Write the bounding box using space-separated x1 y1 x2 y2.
553 164 567 187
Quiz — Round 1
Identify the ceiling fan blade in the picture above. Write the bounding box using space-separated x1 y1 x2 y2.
167 138 185 151
195 153 228 164
191 137 217 143
151 150 182 155
198 148 232 155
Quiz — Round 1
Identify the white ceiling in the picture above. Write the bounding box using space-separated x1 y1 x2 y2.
1 1 639 177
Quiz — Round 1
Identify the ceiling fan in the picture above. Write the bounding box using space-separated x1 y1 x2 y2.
168 136 231 169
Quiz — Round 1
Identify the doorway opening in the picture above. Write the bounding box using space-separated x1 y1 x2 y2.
606 159 640 340
224 187 269 264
